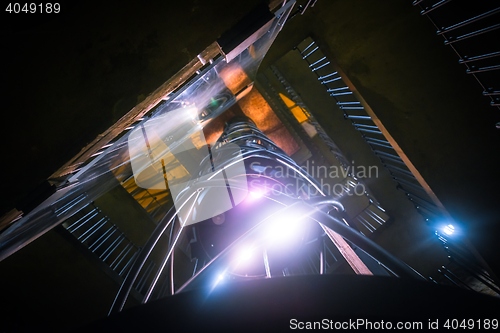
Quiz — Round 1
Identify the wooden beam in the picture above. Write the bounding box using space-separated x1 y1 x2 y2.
49 42 222 181
322 224 373 275
332 63 450 215
269 0 286 11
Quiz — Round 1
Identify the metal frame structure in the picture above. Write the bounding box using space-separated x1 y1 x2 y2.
109 116 424 314
1 3 498 330
413 1 500 110
292 36 500 295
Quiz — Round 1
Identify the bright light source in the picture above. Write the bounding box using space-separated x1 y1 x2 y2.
245 189 266 203
213 272 225 288
237 246 254 263
442 224 455 236
250 190 264 199
264 213 303 245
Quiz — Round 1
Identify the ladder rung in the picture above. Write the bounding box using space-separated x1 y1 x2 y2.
459 51 500 64
302 46 319 59
299 41 315 55
445 23 500 45
322 77 342 84
90 227 117 252
337 101 360 105
327 86 349 92
437 7 500 35
312 61 330 72
79 218 107 243
318 72 338 80
66 209 99 232
309 56 327 68
340 106 364 110
330 91 352 96
466 64 500 74
420 0 452 15
101 235 125 261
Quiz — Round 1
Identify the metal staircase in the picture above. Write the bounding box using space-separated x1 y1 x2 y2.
413 1 500 110
295 37 443 225
267 62 390 236
59 202 156 298
293 36 499 295
120 175 170 225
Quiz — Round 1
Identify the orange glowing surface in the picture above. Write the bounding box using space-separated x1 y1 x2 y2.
219 64 251 95
205 63 299 156
239 89 299 156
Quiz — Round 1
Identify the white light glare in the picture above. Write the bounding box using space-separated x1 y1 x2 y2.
213 272 225 288
442 224 455 236
265 213 303 245
237 246 254 263
250 191 263 199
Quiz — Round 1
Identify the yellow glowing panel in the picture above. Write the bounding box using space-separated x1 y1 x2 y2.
159 151 190 181
165 163 189 182
279 93 308 124
131 149 190 191
190 131 206 149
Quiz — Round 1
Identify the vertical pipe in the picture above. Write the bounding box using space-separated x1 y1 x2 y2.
319 249 324 274
263 250 272 278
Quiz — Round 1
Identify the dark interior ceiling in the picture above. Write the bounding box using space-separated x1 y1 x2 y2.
1 0 499 288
